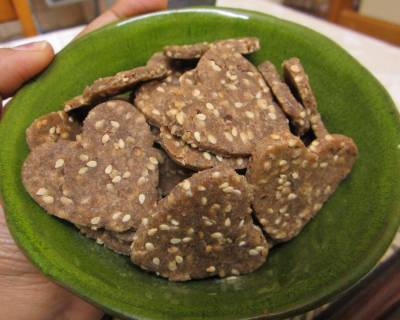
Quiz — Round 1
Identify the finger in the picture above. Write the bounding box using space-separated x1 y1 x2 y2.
0 41 54 98
77 0 168 38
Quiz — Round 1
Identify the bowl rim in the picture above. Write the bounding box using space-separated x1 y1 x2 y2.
1 6 400 320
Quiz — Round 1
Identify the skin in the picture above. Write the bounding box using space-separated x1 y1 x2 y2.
0 1 167 319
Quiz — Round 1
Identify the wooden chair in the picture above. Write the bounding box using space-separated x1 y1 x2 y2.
0 0 38 37
328 0 400 46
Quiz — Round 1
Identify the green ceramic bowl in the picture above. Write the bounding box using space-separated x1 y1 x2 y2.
1 7 400 320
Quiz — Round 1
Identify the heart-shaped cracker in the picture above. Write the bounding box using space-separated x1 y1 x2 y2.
64 53 169 112
258 61 309 135
164 37 260 59
247 132 357 241
159 127 248 170
26 111 81 149
131 166 268 281
22 100 160 232
167 46 290 156
282 57 328 138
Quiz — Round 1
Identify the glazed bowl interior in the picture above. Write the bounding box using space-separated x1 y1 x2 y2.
0 7 400 320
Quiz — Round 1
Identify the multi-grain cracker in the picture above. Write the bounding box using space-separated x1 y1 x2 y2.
247 132 357 242
26 111 81 150
64 58 168 112
22 101 160 232
131 167 268 281
168 46 289 156
164 37 260 59
258 61 309 135
282 58 328 137
159 127 248 170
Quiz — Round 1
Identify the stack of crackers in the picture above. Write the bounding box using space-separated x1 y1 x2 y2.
22 37 357 281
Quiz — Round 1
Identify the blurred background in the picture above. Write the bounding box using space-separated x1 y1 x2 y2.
0 0 399 45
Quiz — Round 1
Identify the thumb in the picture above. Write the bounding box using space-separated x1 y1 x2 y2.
0 41 54 98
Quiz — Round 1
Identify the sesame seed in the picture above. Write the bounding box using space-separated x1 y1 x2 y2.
176 111 185 125
203 152 212 161
105 165 113 174
249 249 259 256
112 176 121 183
152 257 160 265
211 232 223 239
123 171 131 178
239 219 244 228
112 212 122 220
194 131 201 142
160 224 170 231
201 197 208 205
182 237 192 243
206 266 216 273
60 196 73 205
175 255 183 264
91 216 101 224
216 155 223 162
196 113 207 121
36 188 48 196
279 205 288 213
149 157 158 165
106 183 114 191
239 241 246 247
139 194 146 204
55 159 64 169
225 218 231 227
122 214 131 222
168 261 177 271
42 195 54 204
156 86 165 92
49 126 56 134
145 242 155 250
181 180 191 190
110 121 120 129
152 109 161 115
171 219 179 226
137 176 146 185
102 134 110 144
211 171 221 178
288 193 297 200
207 134 217 144
198 186 206 191
231 127 238 137
224 204 232 213
320 162 328 168
219 182 229 189
223 186 234 193
245 111 255 119
87 160 97 168
279 160 288 166
79 154 89 161
79 167 88 175
170 238 181 244
234 102 243 108
118 139 125 149
192 89 200 97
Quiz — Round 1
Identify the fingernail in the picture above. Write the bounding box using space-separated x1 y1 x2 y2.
13 41 49 51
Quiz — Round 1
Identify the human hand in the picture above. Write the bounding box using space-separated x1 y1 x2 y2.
0 1 167 319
